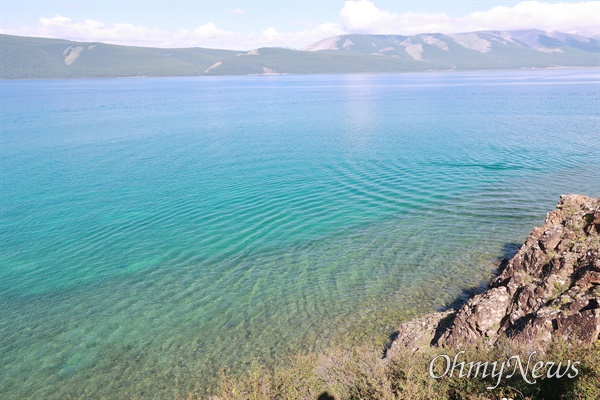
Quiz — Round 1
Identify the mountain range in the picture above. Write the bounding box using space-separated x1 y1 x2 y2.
1 29 598 79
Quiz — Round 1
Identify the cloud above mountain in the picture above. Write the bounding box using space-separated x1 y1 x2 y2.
1 1 598 49
27 15 243 48
3 14 342 50
339 1 600 36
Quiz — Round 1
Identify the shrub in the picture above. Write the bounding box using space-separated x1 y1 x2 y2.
203 339 599 400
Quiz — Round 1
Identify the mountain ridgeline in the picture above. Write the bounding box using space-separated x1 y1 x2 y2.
1 30 598 79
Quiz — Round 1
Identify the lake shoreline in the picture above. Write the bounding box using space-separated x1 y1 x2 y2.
388 194 600 355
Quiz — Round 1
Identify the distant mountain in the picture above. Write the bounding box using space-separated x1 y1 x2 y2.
0 34 238 79
302 30 599 69
1 30 598 79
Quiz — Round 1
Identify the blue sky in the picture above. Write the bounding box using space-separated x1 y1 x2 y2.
1 1 598 49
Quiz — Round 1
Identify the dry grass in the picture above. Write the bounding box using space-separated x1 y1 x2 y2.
195 339 600 400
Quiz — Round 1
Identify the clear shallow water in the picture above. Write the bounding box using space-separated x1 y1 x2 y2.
1 69 599 398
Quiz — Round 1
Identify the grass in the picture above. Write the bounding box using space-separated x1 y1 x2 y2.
193 339 600 400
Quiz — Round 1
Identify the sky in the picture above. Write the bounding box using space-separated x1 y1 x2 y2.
1 1 599 50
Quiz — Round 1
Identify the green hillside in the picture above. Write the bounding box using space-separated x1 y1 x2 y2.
1 31 598 79
0 34 238 79
203 47 438 75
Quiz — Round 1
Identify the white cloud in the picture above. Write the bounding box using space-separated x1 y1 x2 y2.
458 1 600 34
339 1 600 36
1 2 598 50
39 15 73 26
261 27 280 42
4 15 250 49
339 0 396 32
258 23 344 47
230 8 247 15
2 14 343 50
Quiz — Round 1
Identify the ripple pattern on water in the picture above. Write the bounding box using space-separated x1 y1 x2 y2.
1 69 599 398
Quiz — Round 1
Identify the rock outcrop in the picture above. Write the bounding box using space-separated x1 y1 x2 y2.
389 194 600 354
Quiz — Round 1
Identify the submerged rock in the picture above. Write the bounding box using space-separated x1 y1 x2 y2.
389 194 600 354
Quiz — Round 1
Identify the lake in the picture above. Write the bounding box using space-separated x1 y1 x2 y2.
1 69 599 398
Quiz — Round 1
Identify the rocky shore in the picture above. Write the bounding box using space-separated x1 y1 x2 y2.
210 194 599 399
388 194 600 356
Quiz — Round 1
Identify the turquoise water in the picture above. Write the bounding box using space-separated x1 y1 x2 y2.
1 69 599 398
